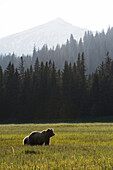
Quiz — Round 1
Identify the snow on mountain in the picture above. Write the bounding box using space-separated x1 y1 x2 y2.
0 18 88 55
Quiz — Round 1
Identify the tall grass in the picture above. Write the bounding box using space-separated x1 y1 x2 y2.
0 123 113 169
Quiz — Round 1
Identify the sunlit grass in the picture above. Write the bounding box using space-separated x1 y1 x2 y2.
0 123 113 169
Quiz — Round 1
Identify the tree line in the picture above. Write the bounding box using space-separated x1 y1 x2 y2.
1 27 113 74
0 53 113 123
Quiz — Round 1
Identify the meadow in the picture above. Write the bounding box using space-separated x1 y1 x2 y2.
0 123 113 169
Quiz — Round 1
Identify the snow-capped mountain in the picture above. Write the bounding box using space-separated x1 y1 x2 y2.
0 18 88 55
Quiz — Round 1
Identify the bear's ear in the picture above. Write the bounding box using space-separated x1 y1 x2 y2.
47 128 54 132
50 128 54 132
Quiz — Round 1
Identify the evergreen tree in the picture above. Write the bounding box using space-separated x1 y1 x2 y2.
19 57 24 78
3 63 19 121
0 66 4 120
32 45 37 65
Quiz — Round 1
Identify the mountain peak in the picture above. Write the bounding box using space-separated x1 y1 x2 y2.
0 18 88 55
53 17 67 23
54 17 64 21
48 17 73 26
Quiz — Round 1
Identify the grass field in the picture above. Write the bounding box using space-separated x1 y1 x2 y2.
0 123 113 169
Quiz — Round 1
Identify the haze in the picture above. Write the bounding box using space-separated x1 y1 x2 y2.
0 0 113 38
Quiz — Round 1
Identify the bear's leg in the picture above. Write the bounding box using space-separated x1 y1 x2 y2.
45 138 50 145
40 142 44 145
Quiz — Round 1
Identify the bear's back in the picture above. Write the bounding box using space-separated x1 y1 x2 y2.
29 131 45 145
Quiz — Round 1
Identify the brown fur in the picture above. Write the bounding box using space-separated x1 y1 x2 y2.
23 129 55 146
23 136 29 145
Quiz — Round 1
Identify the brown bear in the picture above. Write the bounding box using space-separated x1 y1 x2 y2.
23 129 55 146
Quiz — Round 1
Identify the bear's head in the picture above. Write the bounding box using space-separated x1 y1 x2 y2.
46 128 55 138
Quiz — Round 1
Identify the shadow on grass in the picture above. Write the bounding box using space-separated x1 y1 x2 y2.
25 150 37 154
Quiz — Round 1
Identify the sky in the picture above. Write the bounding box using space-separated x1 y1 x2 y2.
0 0 113 38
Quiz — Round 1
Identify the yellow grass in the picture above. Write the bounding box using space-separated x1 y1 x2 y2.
0 123 113 169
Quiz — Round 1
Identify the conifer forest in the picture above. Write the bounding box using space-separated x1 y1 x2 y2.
0 52 113 123
1 28 113 123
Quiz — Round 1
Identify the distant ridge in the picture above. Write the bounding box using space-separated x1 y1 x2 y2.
0 18 88 55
